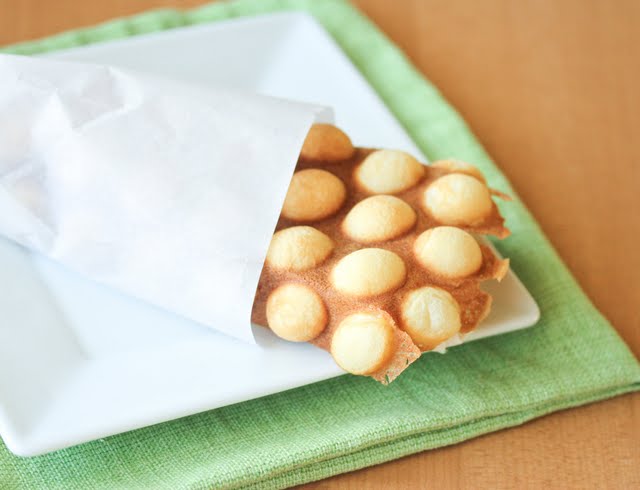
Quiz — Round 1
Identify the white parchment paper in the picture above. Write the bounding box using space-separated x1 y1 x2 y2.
0 54 329 343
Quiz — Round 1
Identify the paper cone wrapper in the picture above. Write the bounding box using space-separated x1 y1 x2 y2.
0 54 330 343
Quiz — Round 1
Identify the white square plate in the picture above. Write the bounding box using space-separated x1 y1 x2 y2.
0 12 539 456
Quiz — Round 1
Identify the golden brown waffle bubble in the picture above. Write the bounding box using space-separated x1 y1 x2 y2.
355 149 425 194
266 283 327 342
414 226 482 279
424 174 493 226
342 195 416 243
331 312 396 375
300 123 355 163
252 124 511 383
331 248 407 297
266 226 334 271
400 286 461 350
282 169 346 222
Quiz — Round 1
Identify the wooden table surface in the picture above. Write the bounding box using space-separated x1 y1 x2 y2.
2 0 638 488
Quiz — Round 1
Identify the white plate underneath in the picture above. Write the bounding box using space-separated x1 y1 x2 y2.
0 12 539 456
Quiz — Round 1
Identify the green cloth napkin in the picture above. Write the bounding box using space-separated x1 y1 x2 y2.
2 0 639 488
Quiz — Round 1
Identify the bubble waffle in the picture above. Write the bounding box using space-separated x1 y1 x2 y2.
251 124 510 383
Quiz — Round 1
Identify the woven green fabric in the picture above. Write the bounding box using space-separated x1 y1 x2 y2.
2 0 639 488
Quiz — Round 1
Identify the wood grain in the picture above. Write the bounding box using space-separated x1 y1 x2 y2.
1 0 638 488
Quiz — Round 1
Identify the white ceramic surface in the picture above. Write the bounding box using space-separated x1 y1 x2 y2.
0 12 539 456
